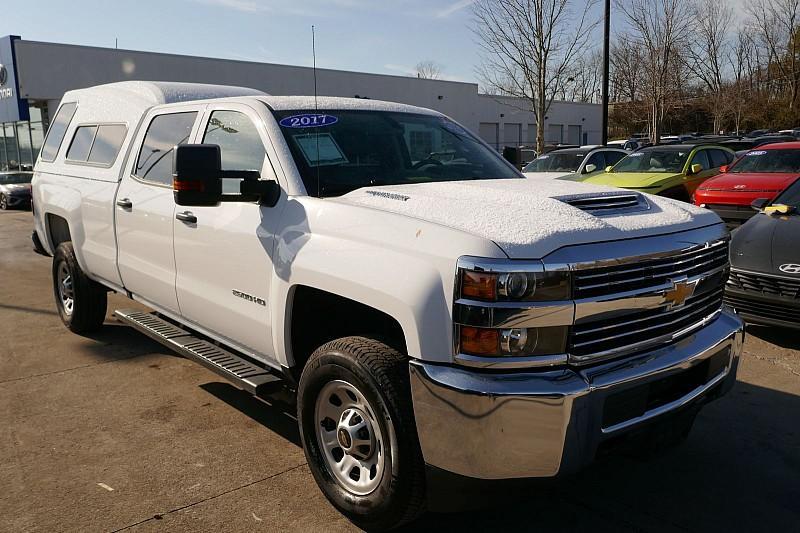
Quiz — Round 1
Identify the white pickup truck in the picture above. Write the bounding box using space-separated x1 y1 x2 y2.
33 81 743 530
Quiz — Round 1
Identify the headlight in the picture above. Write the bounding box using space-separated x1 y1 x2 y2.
454 257 572 365
459 268 570 302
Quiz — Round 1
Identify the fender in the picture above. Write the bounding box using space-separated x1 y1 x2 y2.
269 198 505 367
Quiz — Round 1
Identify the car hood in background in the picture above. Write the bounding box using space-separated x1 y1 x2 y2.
335 179 720 258
731 212 800 275
582 171 683 190
0 183 32 194
522 171 574 180
697 172 798 193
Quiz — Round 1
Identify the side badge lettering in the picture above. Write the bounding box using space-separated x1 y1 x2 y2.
232 289 267 306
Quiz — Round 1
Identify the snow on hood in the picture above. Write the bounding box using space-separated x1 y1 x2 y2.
335 179 720 259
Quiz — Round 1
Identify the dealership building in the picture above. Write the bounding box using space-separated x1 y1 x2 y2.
0 34 601 171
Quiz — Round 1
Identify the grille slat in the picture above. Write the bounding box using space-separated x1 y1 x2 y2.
724 294 800 324
574 242 728 300
727 270 800 299
569 240 729 363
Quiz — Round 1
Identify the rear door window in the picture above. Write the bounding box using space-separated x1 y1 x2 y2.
134 112 197 186
40 103 78 162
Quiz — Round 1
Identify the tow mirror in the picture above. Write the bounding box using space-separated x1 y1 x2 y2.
173 144 281 207
689 163 703 175
173 144 222 207
719 164 728 173
584 163 597 174
751 198 769 211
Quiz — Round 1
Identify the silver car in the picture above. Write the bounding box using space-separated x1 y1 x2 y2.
0 171 33 210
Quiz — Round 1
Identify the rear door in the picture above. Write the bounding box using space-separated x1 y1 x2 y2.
115 106 203 313
172 103 284 361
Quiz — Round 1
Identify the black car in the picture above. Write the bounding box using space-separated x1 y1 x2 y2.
725 178 800 329
0 171 33 210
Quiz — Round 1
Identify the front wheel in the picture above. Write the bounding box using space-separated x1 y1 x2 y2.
297 337 426 531
52 242 107 333
0 194 7 210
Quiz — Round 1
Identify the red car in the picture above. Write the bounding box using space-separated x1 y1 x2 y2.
694 142 800 225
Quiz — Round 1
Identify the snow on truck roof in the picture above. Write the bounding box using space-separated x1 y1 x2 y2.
61 81 441 123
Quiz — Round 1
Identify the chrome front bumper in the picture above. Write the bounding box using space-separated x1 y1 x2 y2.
409 309 743 480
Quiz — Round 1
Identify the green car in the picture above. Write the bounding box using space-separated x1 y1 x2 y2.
567 144 736 201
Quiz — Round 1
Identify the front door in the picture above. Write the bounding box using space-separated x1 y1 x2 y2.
173 103 284 361
115 107 202 313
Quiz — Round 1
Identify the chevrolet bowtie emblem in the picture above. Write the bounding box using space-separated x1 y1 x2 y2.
663 278 699 309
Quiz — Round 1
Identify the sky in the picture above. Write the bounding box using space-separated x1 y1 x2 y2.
2 0 491 83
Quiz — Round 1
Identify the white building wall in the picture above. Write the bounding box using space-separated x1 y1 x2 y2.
12 39 600 148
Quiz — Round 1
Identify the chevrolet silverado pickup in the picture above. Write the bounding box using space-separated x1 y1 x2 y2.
32 81 743 530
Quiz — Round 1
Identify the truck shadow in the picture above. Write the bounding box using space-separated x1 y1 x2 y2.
406 380 800 531
78 322 176 361
746 324 800 350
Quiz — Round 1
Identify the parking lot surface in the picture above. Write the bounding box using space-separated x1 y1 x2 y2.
1 209 798 532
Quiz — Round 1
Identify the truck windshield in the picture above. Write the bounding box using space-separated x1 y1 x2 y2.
272 109 521 197
729 149 800 173
613 149 690 173
523 151 585 173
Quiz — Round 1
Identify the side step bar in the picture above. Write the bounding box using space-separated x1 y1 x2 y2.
114 309 282 395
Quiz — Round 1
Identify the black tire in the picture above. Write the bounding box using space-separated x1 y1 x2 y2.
297 337 426 531
0 194 7 210
52 242 107 333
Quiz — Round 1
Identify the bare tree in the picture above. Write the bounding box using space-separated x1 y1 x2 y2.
415 60 444 79
564 50 604 103
746 0 800 112
614 0 693 143
726 31 758 133
471 0 599 151
688 0 733 133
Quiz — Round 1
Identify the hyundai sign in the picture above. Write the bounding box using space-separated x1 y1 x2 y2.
0 36 30 123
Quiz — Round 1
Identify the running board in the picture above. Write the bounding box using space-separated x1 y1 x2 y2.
114 309 282 395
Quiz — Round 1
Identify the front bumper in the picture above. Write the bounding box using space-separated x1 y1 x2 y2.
724 286 800 330
409 309 743 480
4 194 31 208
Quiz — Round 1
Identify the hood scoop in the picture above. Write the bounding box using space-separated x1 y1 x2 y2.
556 191 650 216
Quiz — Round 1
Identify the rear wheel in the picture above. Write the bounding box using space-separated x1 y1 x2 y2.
0 194 7 210
52 242 107 333
298 337 426 530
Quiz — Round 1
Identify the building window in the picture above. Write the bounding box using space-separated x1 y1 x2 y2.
0 102 51 170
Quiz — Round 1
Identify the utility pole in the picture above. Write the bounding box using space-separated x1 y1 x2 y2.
601 0 610 145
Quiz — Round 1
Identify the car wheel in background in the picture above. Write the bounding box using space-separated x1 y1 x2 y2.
0 194 7 210
298 336 426 531
52 242 108 333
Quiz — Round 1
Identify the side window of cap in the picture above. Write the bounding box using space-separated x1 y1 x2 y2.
202 110 267 194
40 103 78 162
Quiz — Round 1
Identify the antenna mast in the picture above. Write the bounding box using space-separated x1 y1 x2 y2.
312 25 318 112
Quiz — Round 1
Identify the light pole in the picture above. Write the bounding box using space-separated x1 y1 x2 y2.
601 0 610 145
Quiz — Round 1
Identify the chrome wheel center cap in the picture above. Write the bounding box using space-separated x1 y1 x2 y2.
337 407 374 460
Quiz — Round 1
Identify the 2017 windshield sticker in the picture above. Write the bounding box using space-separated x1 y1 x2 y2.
537 155 549 159
746 150 767 156
629 152 644 157
279 114 338 128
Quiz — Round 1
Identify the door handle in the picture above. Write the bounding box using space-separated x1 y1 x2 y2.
176 211 197 224
116 198 133 209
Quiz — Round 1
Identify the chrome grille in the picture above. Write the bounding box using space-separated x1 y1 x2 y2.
573 240 729 300
727 269 800 299
568 239 729 364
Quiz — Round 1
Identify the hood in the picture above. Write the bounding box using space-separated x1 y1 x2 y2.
731 212 800 274
522 171 572 180
697 172 798 193
0 183 32 194
582 171 682 189
333 179 720 259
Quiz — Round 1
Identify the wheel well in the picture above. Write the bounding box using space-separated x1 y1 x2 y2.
46 214 71 249
288 285 407 375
